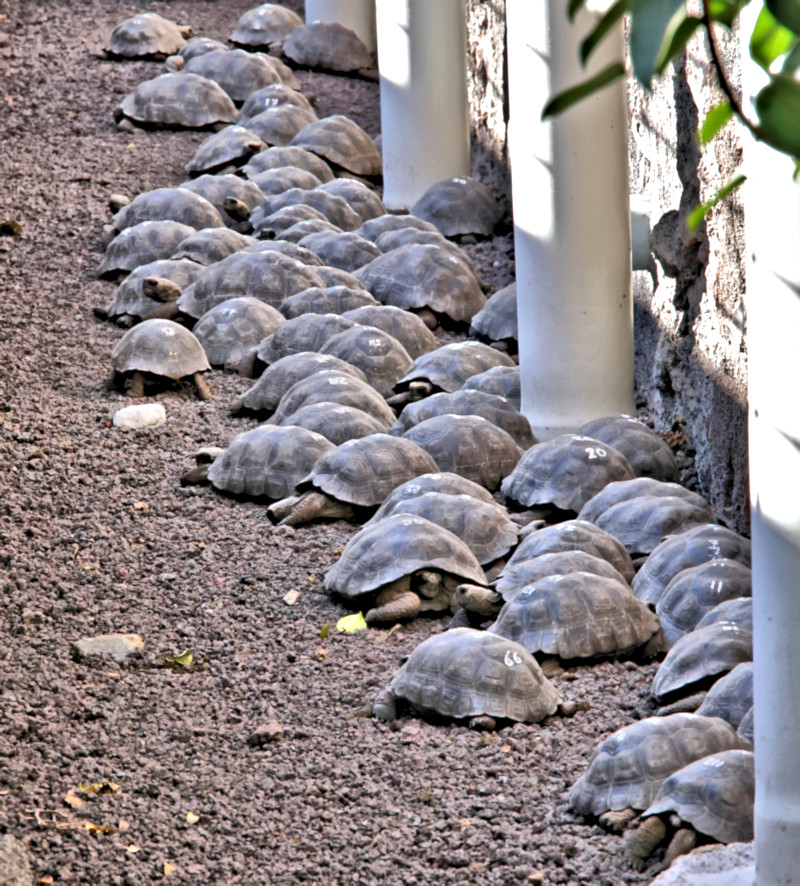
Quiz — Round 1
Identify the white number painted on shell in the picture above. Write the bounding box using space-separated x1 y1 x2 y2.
584 447 607 459
504 649 523 667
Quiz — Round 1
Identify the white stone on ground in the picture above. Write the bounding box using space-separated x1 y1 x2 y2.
71 633 145 663
113 403 166 429
648 842 754 886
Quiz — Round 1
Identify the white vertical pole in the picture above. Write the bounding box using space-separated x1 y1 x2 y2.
506 0 634 439
376 0 471 211
740 6 800 884
304 0 377 52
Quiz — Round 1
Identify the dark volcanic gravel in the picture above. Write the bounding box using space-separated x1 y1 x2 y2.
1 2 661 884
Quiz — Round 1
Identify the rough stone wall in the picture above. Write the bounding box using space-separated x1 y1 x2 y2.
462 7 749 532
627 23 749 532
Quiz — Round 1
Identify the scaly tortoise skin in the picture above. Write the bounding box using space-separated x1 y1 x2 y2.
625 749 754 871
109 319 211 400
569 713 752 831
656 559 753 648
372 627 563 728
115 73 238 130
411 175 504 239
206 424 333 500
230 352 368 417
501 434 636 515
105 13 190 60
266 368 395 427
632 523 752 607
488 572 661 660
267 435 438 528
191 296 283 373
290 114 382 177
325 515 487 623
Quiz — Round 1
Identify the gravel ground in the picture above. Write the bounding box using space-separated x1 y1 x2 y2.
0 3 666 884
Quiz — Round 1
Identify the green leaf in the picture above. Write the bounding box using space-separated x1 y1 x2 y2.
782 39 800 71
708 0 749 28
766 0 800 34
686 174 747 232
756 73 800 155
580 0 632 64
568 0 586 22
319 621 331 639
336 612 367 634
165 648 193 667
629 0 686 85
541 61 626 118
750 5 796 69
697 101 734 145
654 14 704 76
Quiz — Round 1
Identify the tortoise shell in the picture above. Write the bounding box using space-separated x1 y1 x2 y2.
241 239 324 266
403 414 523 491
695 597 752 631
290 115 382 177
651 621 753 700
245 104 319 147
172 228 256 265
386 627 562 724
253 187 362 231
365 472 498 520
394 342 515 395
177 251 324 318
389 389 536 450
341 304 437 359
505 520 636 584
354 244 486 324
319 325 412 398
98 220 197 279
238 84 314 124
489 572 660 660
737 707 754 744
324 514 486 598
268 369 396 427
105 258 205 323
494 551 631 603
242 145 335 182
256 313 358 366
177 173 265 230
469 282 517 344
116 73 237 129
642 749 754 845
299 435 439 510
183 49 284 104
250 166 324 196
230 4 303 50
171 36 227 65
280 285 378 318
314 266 368 290
632 524 752 607
112 187 223 233
272 401 389 446
282 21 373 73
411 175 503 238
461 364 521 409
358 213 439 242
578 414 680 482
184 126 266 177
568 713 751 817
696 662 753 729
316 179 385 224
578 477 712 524
208 424 333 500
192 297 284 370
111 319 210 380
231 352 367 417
298 230 381 272
656 559 753 648
106 13 189 60
374 227 479 280
362 490 519 567
501 435 636 514
277 219 343 243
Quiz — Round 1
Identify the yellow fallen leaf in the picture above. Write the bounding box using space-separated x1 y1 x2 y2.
79 781 119 795
164 863 177 876
64 789 83 810
186 811 199 825
84 821 115 835
319 621 331 639
163 649 193 667
336 612 367 633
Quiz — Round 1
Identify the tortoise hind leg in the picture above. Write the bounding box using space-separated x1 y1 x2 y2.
193 371 212 401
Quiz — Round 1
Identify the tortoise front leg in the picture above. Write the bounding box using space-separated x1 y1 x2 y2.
365 581 421 624
193 371 212 401
623 815 668 871
127 370 145 398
